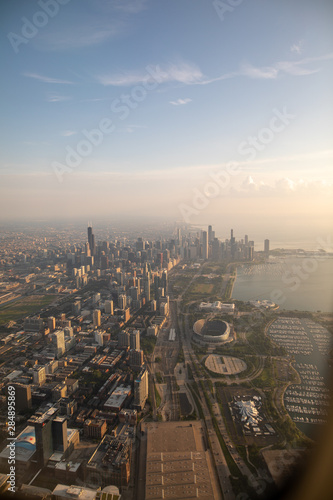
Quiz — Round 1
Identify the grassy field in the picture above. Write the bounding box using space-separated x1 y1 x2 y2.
190 282 214 294
0 295 57 326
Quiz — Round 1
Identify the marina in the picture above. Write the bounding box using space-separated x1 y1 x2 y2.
267 318 332 436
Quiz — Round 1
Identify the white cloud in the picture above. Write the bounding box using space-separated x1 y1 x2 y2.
125 124 147 133
36 25 119 51
61 130 77 137
196 52 333 85
170 98 192 106
97 62 203 86
291 40 304 54
240 63 278 79
23 73 74 84
46 94 71 102
232 176 333 197
112 0 148 14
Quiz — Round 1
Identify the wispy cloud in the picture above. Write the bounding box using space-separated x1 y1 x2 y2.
170 98 192 106
232 175 333 197
112 0 148 14
61 130 77 137
125 124 147 133
46 94 71 103
36 25 119 51
100 52 332 90
97 62 203 86
290 40 304 54
23 73 74 84
196 52 333 85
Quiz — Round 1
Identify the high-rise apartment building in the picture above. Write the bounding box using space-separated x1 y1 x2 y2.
52 330 65 358
130 330 140 350
47 316 56 332
129 349 144 370
118 330 130 348
93 309 101 328
105 300 114 315
118 294 127 310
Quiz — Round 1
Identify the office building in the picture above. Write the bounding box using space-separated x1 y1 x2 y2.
212 238 220 261
133 367 149 410
52 416 68 453
202 231 208 260
9 383 32 411
87 225 95 256
208 225 213 243
264 239 270 254
84 419 107 439
28 407 57 466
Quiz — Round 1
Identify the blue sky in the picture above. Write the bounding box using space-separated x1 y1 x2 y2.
0 0 332 243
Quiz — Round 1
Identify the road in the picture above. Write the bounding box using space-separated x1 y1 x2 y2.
178 299 235 500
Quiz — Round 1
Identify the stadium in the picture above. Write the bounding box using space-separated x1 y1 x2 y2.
192 318 231 345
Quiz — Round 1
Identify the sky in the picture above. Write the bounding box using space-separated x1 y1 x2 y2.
0 0 332 245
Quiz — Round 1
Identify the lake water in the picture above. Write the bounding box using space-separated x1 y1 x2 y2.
232 257 333 313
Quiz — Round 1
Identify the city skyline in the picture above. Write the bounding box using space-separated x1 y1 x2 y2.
0 0 332 244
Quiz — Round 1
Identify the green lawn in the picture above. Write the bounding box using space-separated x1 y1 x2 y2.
0 295 57 326
190 283 214 294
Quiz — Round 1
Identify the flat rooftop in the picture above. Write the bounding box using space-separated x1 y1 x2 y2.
144 422 218 500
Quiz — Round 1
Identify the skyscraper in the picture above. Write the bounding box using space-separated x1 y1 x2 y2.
264 239 270 254
87 224 95 256
202 231 208 260
134 367 149 410
208 225 213 243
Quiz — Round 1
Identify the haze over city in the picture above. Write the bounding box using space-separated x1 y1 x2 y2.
0 0 332 245
0 3 333 499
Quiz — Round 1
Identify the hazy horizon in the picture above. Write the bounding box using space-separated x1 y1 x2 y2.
1 0 332 245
